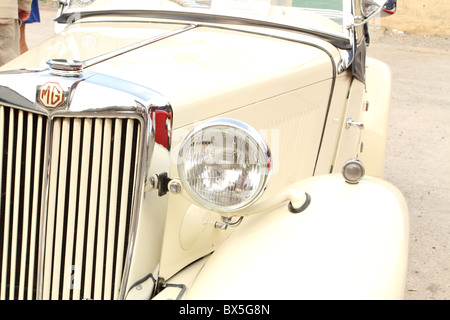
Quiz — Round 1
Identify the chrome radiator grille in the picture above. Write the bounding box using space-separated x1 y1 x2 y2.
0 106 141 300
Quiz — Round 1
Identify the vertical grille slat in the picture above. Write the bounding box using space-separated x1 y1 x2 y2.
81 118 103 299
42 116 61 300
71 118 92 301
93 118 112 300
10 109 24 300
0 106 141 300
0 106 13 299
0 106 4 299
113 119 139 300
27 115 46 300
18 112 34 299
103 118 122 300
62 118 81 300
52 117 70 300
0 107 47 300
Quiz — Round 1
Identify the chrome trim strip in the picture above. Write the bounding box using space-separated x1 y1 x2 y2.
0 67 48 75
0 25 197 78
83 24 197 69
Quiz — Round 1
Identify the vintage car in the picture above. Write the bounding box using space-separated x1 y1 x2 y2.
0 0 408 300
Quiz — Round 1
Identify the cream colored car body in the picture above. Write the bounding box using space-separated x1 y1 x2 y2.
0 0 408 300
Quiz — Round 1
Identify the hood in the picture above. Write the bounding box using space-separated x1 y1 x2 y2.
3 20 337 128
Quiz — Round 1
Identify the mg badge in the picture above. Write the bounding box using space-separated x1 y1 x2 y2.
39 82 65 108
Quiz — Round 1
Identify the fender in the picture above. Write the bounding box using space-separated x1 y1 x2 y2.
359 57 392 178
179 174 409 300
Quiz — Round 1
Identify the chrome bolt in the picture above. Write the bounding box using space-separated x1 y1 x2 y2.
169 181 181 194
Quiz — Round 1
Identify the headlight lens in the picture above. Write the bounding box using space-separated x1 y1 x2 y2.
177 119 271 213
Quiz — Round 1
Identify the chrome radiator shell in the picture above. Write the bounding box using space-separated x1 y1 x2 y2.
0 70 172 299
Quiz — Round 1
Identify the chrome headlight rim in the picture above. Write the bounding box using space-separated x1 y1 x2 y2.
177 118 272 213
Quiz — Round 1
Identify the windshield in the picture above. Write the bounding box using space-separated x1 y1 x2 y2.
65 0 349 35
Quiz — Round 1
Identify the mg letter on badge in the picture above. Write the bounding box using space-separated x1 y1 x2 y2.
39 82 65 108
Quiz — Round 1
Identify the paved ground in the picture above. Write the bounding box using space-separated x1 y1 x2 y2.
24 4 450 300
368 28 450 300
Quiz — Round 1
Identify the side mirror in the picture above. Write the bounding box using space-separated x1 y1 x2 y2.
383 0 396 14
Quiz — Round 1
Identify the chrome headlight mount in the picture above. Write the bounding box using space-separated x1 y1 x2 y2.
177 119 272 214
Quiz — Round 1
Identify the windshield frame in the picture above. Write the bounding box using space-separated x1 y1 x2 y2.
57 0 355 49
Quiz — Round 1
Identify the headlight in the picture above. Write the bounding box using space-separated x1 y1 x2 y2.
177 119 271 213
